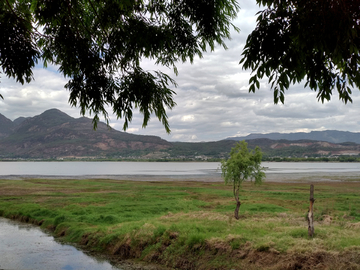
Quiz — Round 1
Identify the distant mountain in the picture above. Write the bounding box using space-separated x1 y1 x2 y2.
13 117 29 126
0 109 171 159
226 130 360 144
0 113 14 138
241 138 360 158
1 109 360 160
170 140 237 159
170 137 360 159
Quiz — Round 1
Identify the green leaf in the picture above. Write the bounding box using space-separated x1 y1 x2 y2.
279 93 285 104
241 0 360 104
255 79 260 89
0 0 240 132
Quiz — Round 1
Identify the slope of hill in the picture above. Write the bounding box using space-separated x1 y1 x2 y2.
244 138 360 158
227 130 360 144
168 137 360 160
0 109 171 159
170 140 237 159
0 113 14 138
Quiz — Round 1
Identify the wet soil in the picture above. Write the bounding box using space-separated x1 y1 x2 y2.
3 171 360 182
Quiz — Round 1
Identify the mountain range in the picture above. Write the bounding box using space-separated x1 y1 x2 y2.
227 130 360 144
1 109 360 159
0 109 172 159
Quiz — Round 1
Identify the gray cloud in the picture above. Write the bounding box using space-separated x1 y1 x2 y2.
2 1 360 142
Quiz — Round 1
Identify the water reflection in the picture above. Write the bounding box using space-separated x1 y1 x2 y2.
0 162 359 178
0 217 122 270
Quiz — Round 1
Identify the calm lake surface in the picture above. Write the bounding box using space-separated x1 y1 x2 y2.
0 161 359 178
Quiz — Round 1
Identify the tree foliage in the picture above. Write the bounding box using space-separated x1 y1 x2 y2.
0 0 239 131
240 0 360 104
221 141 265 219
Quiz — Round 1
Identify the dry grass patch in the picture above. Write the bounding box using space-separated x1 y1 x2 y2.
160 211 229 222
345 222 360 229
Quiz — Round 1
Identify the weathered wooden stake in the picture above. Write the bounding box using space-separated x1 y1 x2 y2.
307 184 315 237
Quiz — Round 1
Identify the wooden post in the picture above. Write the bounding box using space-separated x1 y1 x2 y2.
307 184 315 237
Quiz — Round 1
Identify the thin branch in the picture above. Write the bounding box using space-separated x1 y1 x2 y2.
5 0 48 39
88 0 110 40
66 0 94 40
5 0 20 19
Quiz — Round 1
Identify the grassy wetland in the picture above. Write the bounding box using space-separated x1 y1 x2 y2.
1 178 360 269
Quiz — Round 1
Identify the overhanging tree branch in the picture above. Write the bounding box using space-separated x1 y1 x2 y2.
1 0 239 132
241 0 360 104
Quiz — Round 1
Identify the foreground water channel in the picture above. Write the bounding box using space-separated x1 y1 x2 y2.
0 217 126 270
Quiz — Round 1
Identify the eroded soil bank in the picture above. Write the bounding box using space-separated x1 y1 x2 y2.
0 216 171 270
4 214 360 270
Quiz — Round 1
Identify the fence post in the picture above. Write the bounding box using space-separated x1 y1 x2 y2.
307 184 315 237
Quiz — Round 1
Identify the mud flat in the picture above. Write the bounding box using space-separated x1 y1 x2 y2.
264 171 360 182
2 170 360 183
107 172 360 183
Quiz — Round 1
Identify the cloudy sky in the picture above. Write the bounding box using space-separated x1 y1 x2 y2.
1 0 360 142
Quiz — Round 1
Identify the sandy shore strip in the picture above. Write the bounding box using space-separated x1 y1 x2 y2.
1 171 360 182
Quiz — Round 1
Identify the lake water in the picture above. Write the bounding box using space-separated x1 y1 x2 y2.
0 161 221 177
0 217 123 270
0 161 359 179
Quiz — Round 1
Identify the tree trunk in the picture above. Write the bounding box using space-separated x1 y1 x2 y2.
307 184 315 237
234 196 241 220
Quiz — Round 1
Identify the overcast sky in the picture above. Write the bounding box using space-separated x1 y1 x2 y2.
2 0 360 142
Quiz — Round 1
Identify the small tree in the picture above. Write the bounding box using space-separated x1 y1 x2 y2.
221 141 265 220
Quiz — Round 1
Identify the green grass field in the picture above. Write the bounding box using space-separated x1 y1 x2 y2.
1 179 360 269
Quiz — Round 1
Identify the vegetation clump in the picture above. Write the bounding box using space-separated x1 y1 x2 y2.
221 141 265 219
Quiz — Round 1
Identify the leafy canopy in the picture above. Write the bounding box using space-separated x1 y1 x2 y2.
240 0 360 104
0 0 239 131
221 141 265 193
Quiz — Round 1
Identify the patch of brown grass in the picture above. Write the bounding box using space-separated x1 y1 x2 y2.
345 222 360 229
160 211 229 222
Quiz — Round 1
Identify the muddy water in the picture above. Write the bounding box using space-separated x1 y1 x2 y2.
0 217 122 270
